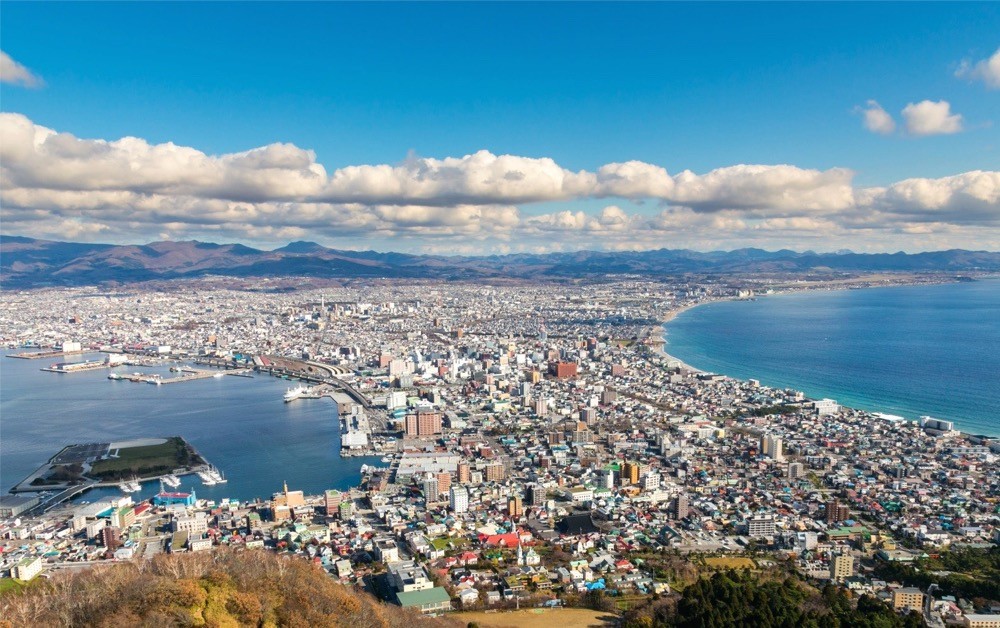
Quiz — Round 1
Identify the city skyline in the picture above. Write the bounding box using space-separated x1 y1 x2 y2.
1 3 999 253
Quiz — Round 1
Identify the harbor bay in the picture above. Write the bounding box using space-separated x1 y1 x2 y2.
663 279 1000 437
0 352 379 503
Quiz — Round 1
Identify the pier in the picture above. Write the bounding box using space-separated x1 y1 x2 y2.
110 367 253 385
8 349 90 360
159 368 253 384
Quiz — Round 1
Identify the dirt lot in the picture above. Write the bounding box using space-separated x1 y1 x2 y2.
703 556 756 569
454 608 618 628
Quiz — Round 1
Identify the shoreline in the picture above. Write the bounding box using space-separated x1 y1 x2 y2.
650 300 720 373
653 281 1000 438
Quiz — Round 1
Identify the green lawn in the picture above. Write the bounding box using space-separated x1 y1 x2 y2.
0 578 27 595
89 437 195 480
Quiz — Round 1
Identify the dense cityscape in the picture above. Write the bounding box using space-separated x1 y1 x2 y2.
2 275 998 626
3 2 999 626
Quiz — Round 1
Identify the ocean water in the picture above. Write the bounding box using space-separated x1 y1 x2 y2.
0 355 379 500
663 279 1000 436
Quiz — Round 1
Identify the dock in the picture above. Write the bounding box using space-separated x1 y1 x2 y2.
159 368 253 384
8 349 90 360
40 360 111 373
111 368 253 385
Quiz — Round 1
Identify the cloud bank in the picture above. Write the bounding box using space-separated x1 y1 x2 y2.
1 113 997 253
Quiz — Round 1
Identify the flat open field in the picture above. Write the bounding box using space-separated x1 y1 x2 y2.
88 437 194 480
703 557 756 569
454 608 618 628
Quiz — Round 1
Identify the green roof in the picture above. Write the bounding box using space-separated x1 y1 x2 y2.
396 587 451 608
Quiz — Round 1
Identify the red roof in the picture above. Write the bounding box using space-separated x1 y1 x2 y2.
483 533 519 547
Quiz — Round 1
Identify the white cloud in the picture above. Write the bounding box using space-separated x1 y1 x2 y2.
859 100 896 135
860 170 1000 223
668 164 856 213
956 46 1000 89
1 112 998 252
0 113 861 217
0 51 43 88
901 100 964 136
320 150 595 205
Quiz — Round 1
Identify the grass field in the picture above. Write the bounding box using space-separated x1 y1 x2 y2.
703 557 756 569
454 608 618 628
0 578 27 595
89 437 193 480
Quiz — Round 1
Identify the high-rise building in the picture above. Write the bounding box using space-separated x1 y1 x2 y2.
457 461 470 484
762 435 784 461
892 588 925 614
623 461 640 484
338 500 353 521
405 410 442 437
101 525 121 549
534 397 547 417
423 477 439 500
830 553 854 582
508 495 523 518
641 471 661 491
787 462 805 480
748 515 776 537
435 472 451 496
826 499 851 524
599 469 615 489
527 484 546 507
449 486 469 513
485 462 506 482
573 428 594 444
671 494 689 520
549 361 579 379
324 489 343 516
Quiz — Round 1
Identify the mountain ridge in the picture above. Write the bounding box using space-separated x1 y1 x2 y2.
2 235 999 288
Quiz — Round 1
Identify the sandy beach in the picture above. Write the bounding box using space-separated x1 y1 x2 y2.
649 300 716 373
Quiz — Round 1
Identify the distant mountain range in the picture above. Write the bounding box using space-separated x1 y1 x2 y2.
2 235 999 288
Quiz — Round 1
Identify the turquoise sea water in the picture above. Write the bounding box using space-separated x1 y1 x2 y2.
663 279 1000 436
0 355 379 500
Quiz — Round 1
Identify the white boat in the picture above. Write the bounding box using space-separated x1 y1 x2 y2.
284 385 309 402
119 479 141 493
197 470 218 486
162 474 181 488
207 466 227 484
213 372 225 378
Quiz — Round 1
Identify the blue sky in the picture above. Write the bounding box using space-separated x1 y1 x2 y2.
1 2 998 253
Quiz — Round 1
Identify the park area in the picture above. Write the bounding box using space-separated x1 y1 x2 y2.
88 437 198 481
455 608 617 628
